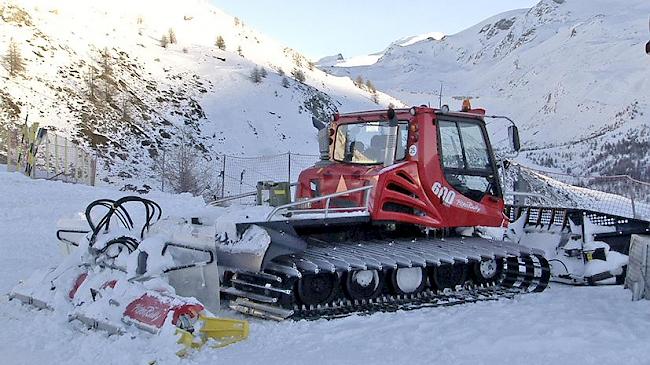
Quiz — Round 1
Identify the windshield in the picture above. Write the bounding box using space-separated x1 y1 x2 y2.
333 121 408 164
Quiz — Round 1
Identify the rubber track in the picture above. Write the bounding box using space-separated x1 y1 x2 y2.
225 238 552 320
291 285 524 321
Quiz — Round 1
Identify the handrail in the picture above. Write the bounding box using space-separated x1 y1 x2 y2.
266 185 373 221
209 182 299 206
503 191 547 199
209 191 257 206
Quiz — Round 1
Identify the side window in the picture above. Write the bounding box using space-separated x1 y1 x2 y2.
438 119 498 201
458 123 490 170
439 121 464 168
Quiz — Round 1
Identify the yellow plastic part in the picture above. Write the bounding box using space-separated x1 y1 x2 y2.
176 315 249 356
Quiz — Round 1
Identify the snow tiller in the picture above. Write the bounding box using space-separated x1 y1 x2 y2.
216 104 551 320
9 197 248 353
506 205 649 285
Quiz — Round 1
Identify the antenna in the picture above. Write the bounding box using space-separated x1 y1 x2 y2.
438 82 443 108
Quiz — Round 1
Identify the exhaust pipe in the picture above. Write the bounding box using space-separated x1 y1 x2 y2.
312 116 330 161
383 108 398 167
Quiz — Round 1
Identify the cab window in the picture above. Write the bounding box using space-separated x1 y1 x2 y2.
333 121 408 164
438 119 499 201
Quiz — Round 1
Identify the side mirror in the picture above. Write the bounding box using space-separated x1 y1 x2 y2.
646 41 650 55
508 125 521 152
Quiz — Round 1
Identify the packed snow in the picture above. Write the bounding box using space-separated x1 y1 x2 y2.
2 168 650 365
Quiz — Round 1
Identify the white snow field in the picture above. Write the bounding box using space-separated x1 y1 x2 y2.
2 168 650 365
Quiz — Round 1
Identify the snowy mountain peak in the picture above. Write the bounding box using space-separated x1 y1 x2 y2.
320 0 650 180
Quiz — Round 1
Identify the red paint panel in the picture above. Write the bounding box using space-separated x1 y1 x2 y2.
68 272 88 300
123 294 173 329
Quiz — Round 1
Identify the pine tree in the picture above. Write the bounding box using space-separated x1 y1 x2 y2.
371 91 379 104
281 77 290 88
160 34 169 48
120 95 131 121
168 28 177 44
250 67 262 83
215 35 226 51
291 68 305 83
85 66 97 99
365 79 376 93
259 67 267 78
4 39 26 77
237 45 243 57
354 75 364 87
292 53 303 67
99 47 112 79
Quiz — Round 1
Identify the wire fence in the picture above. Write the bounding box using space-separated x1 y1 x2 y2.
504 163 650 221
216 152 319 204
6 126 96 186
213 152 650 221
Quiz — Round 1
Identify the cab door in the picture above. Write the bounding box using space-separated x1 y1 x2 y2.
434 117 505 227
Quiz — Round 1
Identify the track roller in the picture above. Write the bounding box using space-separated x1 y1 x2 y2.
472 258 504 284
429 263 467 290
296 273 338 306
389 267 427 294
343 269 383 301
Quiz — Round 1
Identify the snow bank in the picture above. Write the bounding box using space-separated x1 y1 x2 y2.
2 170 650 365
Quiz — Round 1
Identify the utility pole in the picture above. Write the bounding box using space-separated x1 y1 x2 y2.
221 154 226 198
287 151 291 183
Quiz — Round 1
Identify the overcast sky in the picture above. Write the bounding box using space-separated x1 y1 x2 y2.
210 0 540 60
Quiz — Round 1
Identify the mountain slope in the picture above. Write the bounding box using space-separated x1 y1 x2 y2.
321 0 650 180
0 0 403 187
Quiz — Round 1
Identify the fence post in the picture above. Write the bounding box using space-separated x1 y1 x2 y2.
287 151 291 183
90 157 96 186
74 142 79 182
44 133 50 179
221 154 226 198
7 130 16 172
64 138 68 180
513 165 530 206
80 151 85 183
628 176 637 219
239 169 245 194
54 133 59 177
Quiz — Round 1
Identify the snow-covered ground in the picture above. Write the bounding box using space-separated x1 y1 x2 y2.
2 168 650 365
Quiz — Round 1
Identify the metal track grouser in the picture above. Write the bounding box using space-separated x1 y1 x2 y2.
222 234 550 320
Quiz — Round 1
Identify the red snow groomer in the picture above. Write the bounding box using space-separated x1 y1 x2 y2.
219 103 551 320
